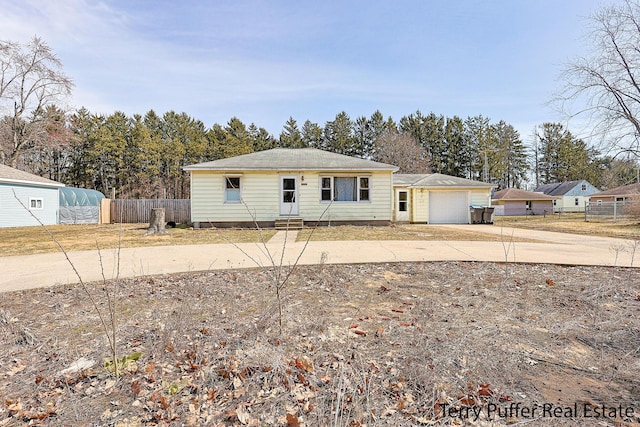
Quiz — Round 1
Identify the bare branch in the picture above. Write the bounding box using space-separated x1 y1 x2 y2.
554 0 640 155
0 36 73 166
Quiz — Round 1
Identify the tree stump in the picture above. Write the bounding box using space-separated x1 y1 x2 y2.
144 208 170 236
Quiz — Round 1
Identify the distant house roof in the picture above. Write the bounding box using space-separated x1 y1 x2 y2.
590 182 640 197
0 164 64 188
184 148 399 172
534 180 599 196
393 173 494 188
492 188 557 201
535 180 580 196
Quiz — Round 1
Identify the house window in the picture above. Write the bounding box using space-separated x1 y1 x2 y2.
359 178 370 201
320 176 370 202
398 191 408 212
525 200 532 210
321 177 332 201
581 184 587 191
597 200 602 206
29 197 43 210
224 176 241 203
575 198 580 206
553 200 557 206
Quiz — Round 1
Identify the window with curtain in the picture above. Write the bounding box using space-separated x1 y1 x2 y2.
320 176 370 202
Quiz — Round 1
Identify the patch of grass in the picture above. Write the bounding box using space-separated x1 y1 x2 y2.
0 224 276 257
296 224 544 242
495 213 640 239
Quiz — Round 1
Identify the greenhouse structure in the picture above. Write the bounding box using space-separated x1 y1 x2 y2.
59 187 105 224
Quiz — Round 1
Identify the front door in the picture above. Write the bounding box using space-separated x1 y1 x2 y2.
280 176 299 216
395 189 410 222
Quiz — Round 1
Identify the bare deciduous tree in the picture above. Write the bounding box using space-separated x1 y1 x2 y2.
373 129 429 173
0 37 73 167
556 0 640 155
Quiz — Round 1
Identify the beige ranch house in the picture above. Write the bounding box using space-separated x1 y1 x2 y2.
185 148 496 227
184 148 399 228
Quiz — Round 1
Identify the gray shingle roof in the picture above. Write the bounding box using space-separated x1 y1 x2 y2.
0 164 64 188
184 148 399 171
534 181 579 196
393 173 494 188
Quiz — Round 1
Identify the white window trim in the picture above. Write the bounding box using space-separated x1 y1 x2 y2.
319 176 371 203
29 197 44 210
224 175 242 204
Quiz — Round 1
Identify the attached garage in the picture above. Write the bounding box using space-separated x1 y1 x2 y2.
393 173 494 224
428 191 470 224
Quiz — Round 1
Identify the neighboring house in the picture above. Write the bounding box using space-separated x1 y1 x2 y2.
184 148 399 227
491 188 557 216
534 180 600 213
393 174 495 224
589 182 640 204
0 164 65 228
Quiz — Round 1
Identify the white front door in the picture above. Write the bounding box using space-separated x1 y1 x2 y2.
395 189 410 222
280 176 299 216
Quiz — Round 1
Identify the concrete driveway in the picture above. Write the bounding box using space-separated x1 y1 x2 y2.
1 225 638 292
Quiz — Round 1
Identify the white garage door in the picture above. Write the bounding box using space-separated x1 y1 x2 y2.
429 191 469 224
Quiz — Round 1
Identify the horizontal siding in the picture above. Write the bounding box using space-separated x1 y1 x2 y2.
531 201 554 215
190 170 394 223
470 190 491 206
500 201 553 216
555 196 588 212
412 189 429 222
0 183 59 227
191 171 279 222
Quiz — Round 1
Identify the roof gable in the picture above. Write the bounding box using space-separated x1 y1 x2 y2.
0 164 64 188
184 148 399 171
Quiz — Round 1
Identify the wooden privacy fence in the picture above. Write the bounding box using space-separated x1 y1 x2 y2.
109 199 191 224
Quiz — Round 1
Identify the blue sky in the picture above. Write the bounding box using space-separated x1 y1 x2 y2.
2 0 608 143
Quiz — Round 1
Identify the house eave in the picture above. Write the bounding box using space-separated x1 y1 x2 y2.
185 166 398 172
0 178 65 188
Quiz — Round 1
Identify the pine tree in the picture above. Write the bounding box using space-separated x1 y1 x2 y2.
322 112 357 156
279 117 304 148
301 120 323 148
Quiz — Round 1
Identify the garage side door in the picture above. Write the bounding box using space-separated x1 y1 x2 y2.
429 191 469 224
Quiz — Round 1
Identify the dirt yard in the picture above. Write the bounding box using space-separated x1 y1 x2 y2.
495 214 640 240
1 262 639 426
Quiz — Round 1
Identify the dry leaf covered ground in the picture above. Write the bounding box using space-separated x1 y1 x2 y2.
1 262 639 426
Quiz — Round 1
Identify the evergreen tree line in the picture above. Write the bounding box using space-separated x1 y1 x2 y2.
9 107 637 198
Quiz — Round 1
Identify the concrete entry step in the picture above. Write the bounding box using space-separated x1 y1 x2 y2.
274 218 304 230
